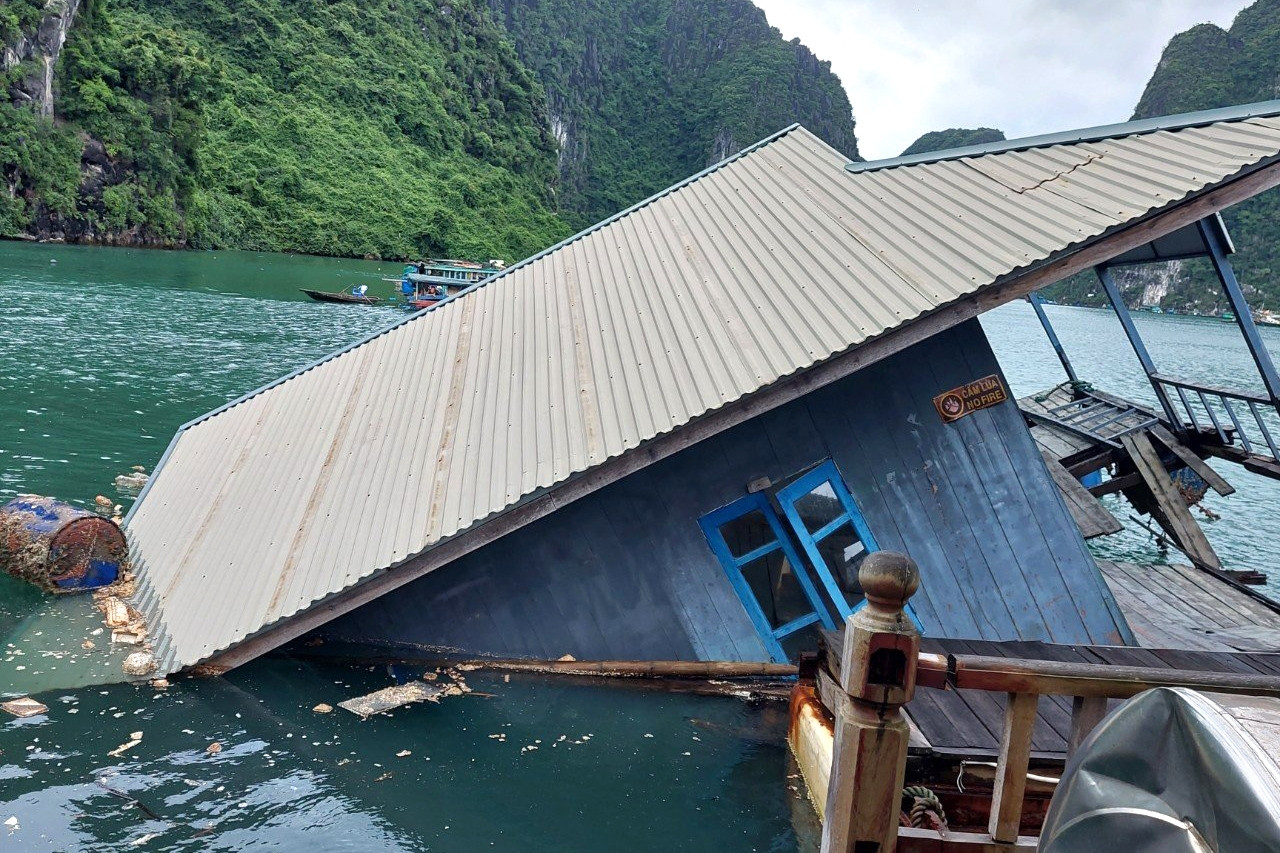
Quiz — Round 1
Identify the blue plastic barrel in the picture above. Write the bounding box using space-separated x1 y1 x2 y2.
1 496 124 592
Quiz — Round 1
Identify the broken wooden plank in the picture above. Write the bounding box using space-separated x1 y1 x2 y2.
1120 431 1222 570
1040 451 1122 538
1149 424 1235 496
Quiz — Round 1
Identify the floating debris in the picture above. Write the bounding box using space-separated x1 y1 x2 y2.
313 703 333 714
122 652 156 677
4 816 17 830
338 681 446 719
108 732 144 757
1 697 48 718
206 742 222 755
113 471 149 492
101 596 131 628
113 630 145 646
395 750 411 757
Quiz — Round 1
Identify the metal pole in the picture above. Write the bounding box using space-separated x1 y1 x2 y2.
1027 292 1079 385
1197 217 1280 404
1096 266 1182 425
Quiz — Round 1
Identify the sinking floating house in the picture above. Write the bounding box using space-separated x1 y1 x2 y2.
125 101 1280 676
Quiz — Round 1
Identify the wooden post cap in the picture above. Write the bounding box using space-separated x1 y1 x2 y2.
858 551 919 610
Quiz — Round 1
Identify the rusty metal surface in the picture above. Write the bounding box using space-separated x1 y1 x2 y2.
1 497 123 592
126 105 1280 675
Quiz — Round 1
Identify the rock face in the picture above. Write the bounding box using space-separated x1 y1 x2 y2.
2 0 81 117
488 0 859 227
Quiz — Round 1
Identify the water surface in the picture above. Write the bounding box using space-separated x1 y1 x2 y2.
5 242 1280 851
0 242 803 852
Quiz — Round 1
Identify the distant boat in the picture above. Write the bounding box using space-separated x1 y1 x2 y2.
399 258 505 310
1222 310 1236 321
300 287 383 305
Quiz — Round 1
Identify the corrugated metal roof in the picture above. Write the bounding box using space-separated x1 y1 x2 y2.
127 105 1280 674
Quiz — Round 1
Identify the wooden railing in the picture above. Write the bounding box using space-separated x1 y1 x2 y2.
947 654 1280 845
819 551 1280 853
1152 372 1280 461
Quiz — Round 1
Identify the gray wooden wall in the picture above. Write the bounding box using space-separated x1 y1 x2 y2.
321 319 1133 660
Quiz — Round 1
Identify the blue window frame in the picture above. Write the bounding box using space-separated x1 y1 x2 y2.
700 460 923 661
698 492 837 663
776 460 924 631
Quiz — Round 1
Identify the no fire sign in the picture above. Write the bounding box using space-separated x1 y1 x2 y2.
932 375 1008 423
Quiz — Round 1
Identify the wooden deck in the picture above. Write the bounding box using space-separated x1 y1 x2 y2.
1098 559 1280 652
905 638 1280 759
887 560 1280 759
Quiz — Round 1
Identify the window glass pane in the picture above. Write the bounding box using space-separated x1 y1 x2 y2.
792 481 845 534
811 521 869 607
717 509 776 559
737 549 813 631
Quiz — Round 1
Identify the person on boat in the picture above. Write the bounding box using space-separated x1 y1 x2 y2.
352 284 368 298
417 261 427 275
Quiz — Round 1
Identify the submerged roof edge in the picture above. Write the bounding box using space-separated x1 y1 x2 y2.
848 99 1280 174
123 123 807 527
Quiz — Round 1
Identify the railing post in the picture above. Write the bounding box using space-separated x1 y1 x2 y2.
989 691 1038 843
1066 695 1108 760
821 552 921 853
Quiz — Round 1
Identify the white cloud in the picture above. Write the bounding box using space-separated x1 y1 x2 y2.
753 0 1250 159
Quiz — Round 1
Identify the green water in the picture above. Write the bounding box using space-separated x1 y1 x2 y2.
5 242 1280 852
0 242 805 852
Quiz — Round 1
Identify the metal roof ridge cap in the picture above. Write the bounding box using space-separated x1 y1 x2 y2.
846 99 1280 174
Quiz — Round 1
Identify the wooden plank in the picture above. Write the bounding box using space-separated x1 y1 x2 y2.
1163 562 1280 625
1040 451 1122 538
988 691 1038 843
1107 561 1240 632
1120 431 1222 570
1149 424 1235 496
897 827 1038 852
951 653 1280 698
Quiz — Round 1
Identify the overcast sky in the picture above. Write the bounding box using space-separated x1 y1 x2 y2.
752 0 1251 160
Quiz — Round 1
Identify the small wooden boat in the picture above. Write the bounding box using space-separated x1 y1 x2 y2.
300 288 383 305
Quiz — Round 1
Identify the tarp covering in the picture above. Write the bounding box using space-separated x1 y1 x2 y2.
1042 687 1280 852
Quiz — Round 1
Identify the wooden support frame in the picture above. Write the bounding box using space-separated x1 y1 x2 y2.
1120 431 1222 570
1148 424 1235 496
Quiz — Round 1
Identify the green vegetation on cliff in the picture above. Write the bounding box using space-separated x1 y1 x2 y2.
900 127 1004 157
3 0 570 258
488 0 859 227
1048 0 1280 312
2 0 859 257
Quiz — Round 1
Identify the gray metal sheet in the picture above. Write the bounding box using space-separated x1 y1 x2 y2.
127 108 1280 674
